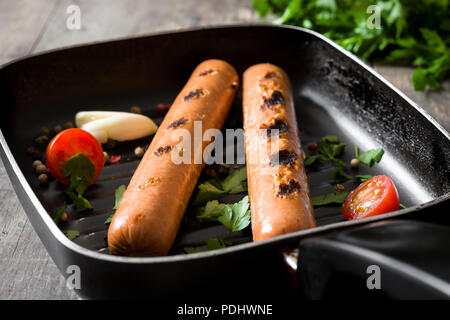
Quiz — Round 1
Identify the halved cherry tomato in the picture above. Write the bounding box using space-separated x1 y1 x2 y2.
46 128 104 186
342 175 399 220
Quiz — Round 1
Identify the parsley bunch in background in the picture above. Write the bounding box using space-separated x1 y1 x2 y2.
253 0 450 91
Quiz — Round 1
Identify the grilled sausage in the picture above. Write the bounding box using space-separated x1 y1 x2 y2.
243 63 315 241
108 59 238 256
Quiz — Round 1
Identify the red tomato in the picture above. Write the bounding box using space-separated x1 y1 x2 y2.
46 128 104 186
342 175 399 220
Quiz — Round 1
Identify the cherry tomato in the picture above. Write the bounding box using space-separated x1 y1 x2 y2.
342 175 399 220
46 128 104 186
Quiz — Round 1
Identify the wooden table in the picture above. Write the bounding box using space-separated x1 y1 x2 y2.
0 0 448 300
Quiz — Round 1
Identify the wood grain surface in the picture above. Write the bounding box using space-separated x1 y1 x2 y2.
0 0 448 300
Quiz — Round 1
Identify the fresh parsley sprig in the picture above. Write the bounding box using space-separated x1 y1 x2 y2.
105 184 126 225
62 153 95 211
253 0 450 91
193 167 247 205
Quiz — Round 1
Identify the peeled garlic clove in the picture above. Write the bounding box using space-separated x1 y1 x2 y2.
75 111 157 144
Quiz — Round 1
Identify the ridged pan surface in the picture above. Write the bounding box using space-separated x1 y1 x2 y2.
1 25 449 298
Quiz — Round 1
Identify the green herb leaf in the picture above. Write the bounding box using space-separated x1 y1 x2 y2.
304 155 328 167
104 214 114 225
65 190 92 211
399 203 407 209
184 247 204 254
193 167 247 205
311 192 348 206
355 174 374 182
196 200 229 222
217 196 251 233
113 184 126 210
206 238 227 251
62 153 95 210
53 203 67 224
357 148 384 167
63 230 80 240
317 136 345 161
329 166 353 181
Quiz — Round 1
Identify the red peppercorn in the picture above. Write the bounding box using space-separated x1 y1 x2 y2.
156 103 171 113
307 142 318 150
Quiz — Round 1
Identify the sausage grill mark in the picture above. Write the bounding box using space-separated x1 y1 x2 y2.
262 90 285 109
154 145 172 156
199 69 216 76
168 117 188 129
265 119 288 137
276 179 301 197
184 89 204 101
269 149 297 167
264 72 278 79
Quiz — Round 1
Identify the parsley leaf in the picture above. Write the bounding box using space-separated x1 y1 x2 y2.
206 238 228 251
196 200 229 222
304 155 328 167
63 230 80 240
329 166 353 181
183 247 204 254
356 174 374 182
105 184 127 225
311 191 348 206
357 148 384 167
62 153 96 211
253 0 450 91
217 196 251 233
113 184 126 210
104 214 114 225
193 167 247 205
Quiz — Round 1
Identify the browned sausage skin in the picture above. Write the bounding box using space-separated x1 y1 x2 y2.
108 59 238 256
243 63 315 241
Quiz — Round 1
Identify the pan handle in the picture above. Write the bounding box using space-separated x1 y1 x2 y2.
283 219 450 299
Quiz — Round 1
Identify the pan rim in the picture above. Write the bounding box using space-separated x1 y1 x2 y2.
0 24 449 264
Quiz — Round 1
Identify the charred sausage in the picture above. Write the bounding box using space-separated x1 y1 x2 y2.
108 59 239 256
243 63 315 241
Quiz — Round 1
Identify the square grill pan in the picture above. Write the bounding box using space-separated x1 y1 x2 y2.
1 25 449 299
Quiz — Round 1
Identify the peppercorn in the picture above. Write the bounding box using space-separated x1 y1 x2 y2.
134 146 144 158
38 173 49 185
103 151 109 164
26 146 41 159
60 212 68 222
205 168 217 178
308 142 318 151
217 164 230 175
105 138 116 150
350 158 360 168
40 127 50 136
54 125 62 133
35 164 48 175
130 106 142 114
156 103 171 113
63 121 74 129
35 135 49 144
334 184 345 193
32 160 43 168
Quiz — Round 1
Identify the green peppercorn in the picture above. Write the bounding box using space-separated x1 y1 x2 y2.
334 184 345 193
40 127 50 136
35 135 49 144
63 121 74 129
130 106 142 114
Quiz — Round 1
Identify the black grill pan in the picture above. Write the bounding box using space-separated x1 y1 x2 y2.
1 25 449 299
